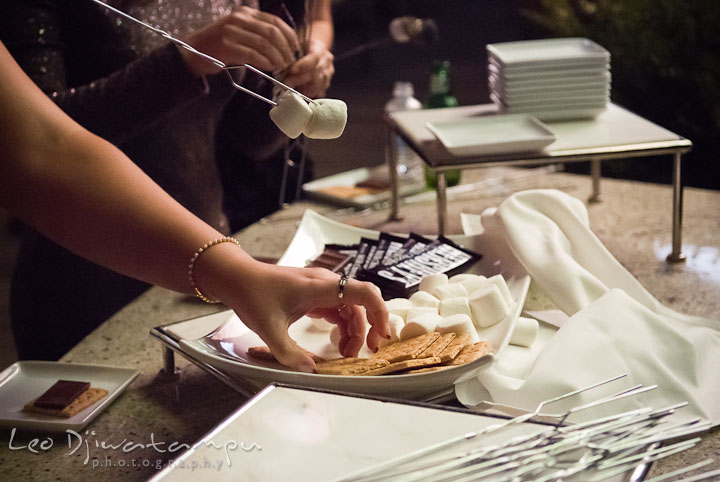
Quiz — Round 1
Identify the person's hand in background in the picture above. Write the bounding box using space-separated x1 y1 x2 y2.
179 6 300 76
284 39 334 98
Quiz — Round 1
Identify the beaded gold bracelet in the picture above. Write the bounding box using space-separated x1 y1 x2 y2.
188 236 241 304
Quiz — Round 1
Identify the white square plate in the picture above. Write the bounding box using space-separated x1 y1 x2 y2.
302 167 426 209
177 210 531 401
426 114 557 157
0 361 140 432
487 38 610 69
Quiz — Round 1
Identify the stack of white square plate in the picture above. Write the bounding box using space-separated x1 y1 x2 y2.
487 38 611 121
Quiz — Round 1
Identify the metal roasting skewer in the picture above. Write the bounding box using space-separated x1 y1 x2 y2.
89 0 317 106
334 374 714 482
336 374 628 482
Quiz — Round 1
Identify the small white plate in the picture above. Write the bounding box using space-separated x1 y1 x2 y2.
488 63 609 81
489 70 610 91
177 210 531 402
426 114 557 157
491 93 609 110
487 38 610 69
0 361 140 432
500 104 607 122
489 57 610 75
303 167 426 209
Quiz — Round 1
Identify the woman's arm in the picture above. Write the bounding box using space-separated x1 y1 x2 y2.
0 41 388 371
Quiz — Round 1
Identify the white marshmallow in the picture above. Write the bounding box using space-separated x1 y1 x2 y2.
449 273 479 284
433 282 468 300
469 284 510 328
406 306 438 324
303 98 348 139
418 273 448 296
439 296 472 319
509 316 539 347
460 275 488 294
309 316 332 331
386 298 413 321
487 274 514 307
399 312 441 341
269 91 313 139
378 314 406 348
436 314 480 343
409 290 440 308
329 325 341 349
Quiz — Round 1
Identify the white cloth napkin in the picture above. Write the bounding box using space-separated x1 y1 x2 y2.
456 189 720 424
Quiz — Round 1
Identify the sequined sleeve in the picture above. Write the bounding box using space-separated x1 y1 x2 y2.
0 0 221 145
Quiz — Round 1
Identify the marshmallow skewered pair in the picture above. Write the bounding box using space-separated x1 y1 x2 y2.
269 91 348 139
90 0 348 140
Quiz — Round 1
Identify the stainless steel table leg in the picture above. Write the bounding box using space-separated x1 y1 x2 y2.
162 345 177 375
386 126 402 221
667 152 686 263
589 158 603 203
436 171 448 235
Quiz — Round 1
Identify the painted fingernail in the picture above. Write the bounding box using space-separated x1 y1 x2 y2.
386 334 392 340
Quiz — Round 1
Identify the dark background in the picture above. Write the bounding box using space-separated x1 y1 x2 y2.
308 0 720 190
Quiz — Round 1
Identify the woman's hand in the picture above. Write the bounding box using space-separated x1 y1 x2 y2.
283 39 335 98
213 259 389 373
180 6 300 76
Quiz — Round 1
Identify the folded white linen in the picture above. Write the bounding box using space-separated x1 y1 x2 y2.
456 189 720 424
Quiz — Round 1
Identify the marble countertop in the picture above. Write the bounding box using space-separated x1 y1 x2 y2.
1 167 718 481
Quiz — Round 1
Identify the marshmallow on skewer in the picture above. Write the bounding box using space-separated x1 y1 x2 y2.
269 91 314 139
468 284 510 328
303 98 348 139
439 296 472 319
509 316 539 347
378 314 406 347
400 312 441 341
386 298 413 321
436 314 480 343
409 291 440 309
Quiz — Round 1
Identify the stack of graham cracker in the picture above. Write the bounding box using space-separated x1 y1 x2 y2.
269 331 487 376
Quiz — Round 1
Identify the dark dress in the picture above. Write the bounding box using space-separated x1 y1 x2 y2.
0 0 309 360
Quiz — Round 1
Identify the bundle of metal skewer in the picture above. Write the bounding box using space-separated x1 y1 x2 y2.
335 375 717 482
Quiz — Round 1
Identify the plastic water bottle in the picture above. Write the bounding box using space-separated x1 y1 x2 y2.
385 81 423 183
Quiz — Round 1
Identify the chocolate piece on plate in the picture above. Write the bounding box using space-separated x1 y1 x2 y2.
33 380 90 409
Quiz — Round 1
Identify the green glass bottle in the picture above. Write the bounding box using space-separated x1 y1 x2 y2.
425 60 461 188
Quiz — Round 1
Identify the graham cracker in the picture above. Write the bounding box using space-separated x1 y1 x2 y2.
438 334 473 363
372 332 441 363
362 357 442 376
316 358 389 375
417 333 456 358
445 341 489 366
24 387 109 418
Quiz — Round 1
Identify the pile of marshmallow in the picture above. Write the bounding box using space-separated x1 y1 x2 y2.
269 91 348 139
324 272 530 352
